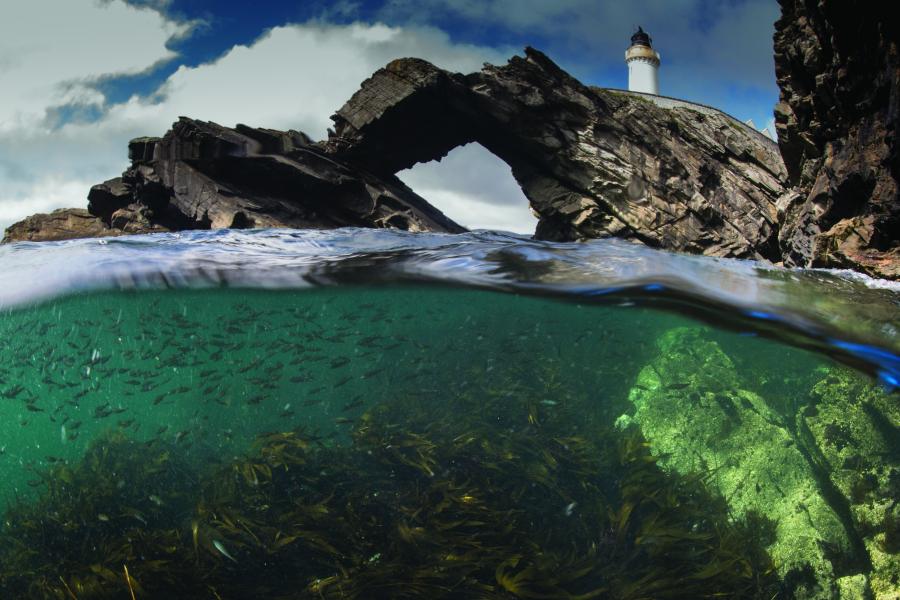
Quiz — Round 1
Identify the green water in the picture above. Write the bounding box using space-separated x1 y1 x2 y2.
0 286 896 599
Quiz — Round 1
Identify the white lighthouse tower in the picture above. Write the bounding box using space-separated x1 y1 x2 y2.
625 27 660 95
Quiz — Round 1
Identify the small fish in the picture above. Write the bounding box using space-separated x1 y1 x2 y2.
539 400 558 406
358 335 381 347
342 396 364 411
333 376 352 388
330 357 350 369
213 539 238 563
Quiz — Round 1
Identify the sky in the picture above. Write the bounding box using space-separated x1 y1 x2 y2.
0 0 781 235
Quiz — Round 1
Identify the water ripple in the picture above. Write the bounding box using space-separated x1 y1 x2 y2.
0 228 897 386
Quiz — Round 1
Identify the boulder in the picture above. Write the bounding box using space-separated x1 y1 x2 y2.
618 328 855 598
0 209 120 243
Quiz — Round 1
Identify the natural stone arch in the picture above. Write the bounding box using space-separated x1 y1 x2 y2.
5 48 789 264
325 49 789 259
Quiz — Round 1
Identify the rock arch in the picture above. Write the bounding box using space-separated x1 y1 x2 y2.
4 48 788 263
323 48 788 260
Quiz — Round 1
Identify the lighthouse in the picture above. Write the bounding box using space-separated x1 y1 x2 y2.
625 27 660 95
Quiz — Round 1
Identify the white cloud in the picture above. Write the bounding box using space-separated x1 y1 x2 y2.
0 0 189 231
397 144 535 234
98 22 513 137
0 0 190 132
0 178 96 224
1 16 531 234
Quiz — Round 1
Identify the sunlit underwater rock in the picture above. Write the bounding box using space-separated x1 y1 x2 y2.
620 327 887 599
805 368 900 599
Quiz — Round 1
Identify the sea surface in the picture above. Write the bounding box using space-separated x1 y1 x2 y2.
0 228 897 599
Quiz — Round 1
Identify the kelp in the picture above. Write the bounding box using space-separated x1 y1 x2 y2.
0 381 780 599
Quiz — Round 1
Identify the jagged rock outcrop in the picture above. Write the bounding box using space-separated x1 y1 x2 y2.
2 119 465 244
3 49 788 263
774 0 899 278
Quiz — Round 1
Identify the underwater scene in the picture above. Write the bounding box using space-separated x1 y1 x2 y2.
0 229 897 599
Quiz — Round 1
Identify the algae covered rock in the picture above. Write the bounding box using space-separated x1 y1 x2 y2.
620 327 871 599
804 367 900 599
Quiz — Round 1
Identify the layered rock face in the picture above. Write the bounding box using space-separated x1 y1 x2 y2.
3 49 788 264
774 0 899 278
1 119 465 244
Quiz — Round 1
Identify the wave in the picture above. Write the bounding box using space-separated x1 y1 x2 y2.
1 228 897 386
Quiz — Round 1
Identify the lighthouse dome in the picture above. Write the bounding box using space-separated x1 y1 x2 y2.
630 26 652 48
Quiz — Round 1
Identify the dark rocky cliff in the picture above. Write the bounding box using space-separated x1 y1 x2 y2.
774 0 899 278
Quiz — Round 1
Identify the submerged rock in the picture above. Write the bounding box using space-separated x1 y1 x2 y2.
803 368 900 599
620 327 891 598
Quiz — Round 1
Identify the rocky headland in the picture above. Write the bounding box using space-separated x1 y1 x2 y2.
4 0 897 279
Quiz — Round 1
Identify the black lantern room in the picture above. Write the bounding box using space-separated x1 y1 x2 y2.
630 26 653 48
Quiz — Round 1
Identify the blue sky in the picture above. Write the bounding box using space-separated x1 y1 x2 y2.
0 0 781 234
